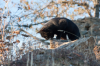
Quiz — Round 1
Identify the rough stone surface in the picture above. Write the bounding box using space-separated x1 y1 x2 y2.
56 37 96 61
73 17 100 37
10 37 100 66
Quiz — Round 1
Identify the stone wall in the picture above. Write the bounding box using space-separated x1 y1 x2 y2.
73 17 100 37
10 37 100 66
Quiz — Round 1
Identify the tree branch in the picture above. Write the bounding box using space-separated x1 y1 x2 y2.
17 20 48 28
20 28 50 45
86 9 93 17
62 1 89 8
62 1 93 17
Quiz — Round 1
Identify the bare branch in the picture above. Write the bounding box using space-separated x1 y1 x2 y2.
20 28 50 45
62 1 89 8
17 20 48 28
86 9 93 17
62 1 93 17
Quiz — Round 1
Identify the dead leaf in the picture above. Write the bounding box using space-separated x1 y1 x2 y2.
25 1 28 5
0 43 5 47
0 54 2 56
18 17 21 22
41 23 44 25
28 5 30 10
13 30 20 34
16 40 20 43
5 48 9 51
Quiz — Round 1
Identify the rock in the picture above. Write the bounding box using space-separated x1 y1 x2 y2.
93 46 100 60
81 30 88 35
98 41 100 45
92 26 100 36
94 36 100 46
10 36 100 66
93 46 100 65
85 23 91 30
72 37 96 61
50 39 68 49
56 37 97 65
74 17 100 37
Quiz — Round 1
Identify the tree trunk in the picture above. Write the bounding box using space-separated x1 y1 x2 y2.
93 0 100 18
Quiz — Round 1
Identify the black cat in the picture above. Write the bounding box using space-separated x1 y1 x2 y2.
38 17 80 41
